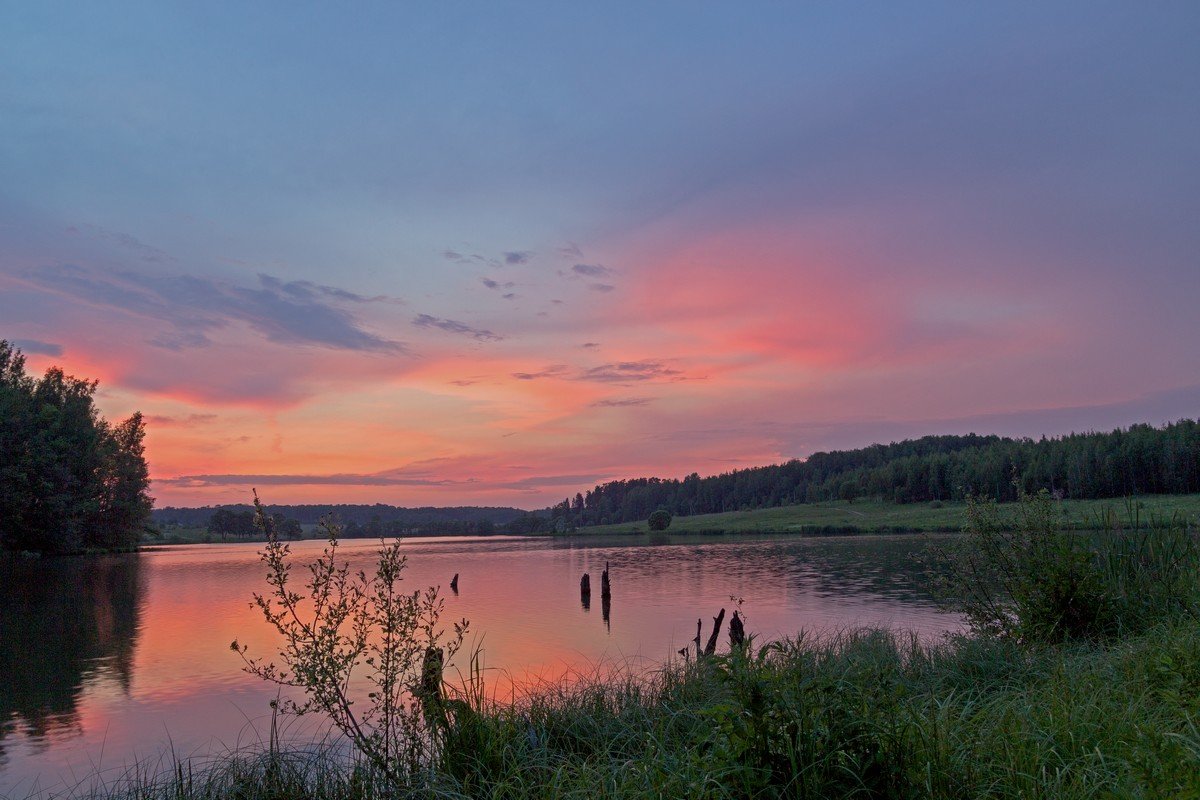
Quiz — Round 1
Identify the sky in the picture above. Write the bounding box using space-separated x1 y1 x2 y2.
2 2 1198 509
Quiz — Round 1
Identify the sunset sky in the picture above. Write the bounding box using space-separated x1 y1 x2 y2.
2 3 1198 509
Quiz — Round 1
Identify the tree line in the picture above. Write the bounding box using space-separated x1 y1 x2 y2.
204 508 499 539
533 422 1200 529
207 508 302 540
154 503 524 528
0 341 153 554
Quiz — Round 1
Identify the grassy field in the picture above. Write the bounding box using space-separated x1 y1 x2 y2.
579 493 1200 535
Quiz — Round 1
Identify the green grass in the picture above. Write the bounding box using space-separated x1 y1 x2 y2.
579 493 1200 535
76 622 1200 800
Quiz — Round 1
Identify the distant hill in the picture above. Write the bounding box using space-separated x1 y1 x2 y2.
152 503 527 529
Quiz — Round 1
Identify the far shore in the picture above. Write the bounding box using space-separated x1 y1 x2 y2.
140 492 1200 547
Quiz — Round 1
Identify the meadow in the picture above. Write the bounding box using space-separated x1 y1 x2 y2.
581 493 1200 536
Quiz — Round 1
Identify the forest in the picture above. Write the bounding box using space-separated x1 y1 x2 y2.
0 341 153 554
535 422 1200 530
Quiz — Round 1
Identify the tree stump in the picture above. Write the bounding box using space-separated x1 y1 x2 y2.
580 573 591 609
449 573 459 594
420 645 444 702
729 610 745 648
703 608 726 656
600 561 611 601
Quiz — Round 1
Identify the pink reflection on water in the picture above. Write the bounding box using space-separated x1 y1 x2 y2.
1 534 962 797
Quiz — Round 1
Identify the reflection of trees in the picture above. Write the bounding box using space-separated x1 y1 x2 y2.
0 553 144 758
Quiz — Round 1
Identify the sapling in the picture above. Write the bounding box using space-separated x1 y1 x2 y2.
231 491 467 786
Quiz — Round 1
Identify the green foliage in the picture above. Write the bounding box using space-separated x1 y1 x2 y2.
647 509 672 531
232 494 468 789
567 421 1200 527
0 340 152 553
207 508 303 540
73 620 1200 798
937 487 1200 643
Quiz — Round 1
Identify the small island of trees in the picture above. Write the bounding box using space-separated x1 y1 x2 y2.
0 340 153 554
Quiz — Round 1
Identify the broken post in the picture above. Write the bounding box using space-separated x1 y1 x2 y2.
729 610 745 648
449 573 459 593
420 645 444 702
600 561 611 602
580 573 591 609
703 608 726 656
694 618 703 658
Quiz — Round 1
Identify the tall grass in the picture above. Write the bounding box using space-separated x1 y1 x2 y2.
71 622 1200 799
932 489 1200 642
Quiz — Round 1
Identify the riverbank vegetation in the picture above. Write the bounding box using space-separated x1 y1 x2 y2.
0 341 152 554
70 490 1200 799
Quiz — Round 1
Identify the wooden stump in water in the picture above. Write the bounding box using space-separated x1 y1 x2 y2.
580 573 591 609
703 608 726 656
729 610 745 648
449 573 459 594
600 561 611 601
694 618 703 658
420 645 444 702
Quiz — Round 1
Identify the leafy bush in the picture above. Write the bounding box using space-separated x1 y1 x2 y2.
647 509 672 531
936 487 1200 642
231 493 467 788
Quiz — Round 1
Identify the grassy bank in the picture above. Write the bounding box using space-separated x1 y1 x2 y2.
79 622 1200 799
580 493 1200 535
69 496 1200 799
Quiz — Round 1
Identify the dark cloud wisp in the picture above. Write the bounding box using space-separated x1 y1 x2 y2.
10 338 64 356
412 314 503 342
578 361 682 383
22 265 406 354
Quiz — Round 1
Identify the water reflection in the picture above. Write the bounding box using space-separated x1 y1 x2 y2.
0 533 961 795
0 554 144 760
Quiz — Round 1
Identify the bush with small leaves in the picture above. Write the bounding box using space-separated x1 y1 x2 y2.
231 492 467 788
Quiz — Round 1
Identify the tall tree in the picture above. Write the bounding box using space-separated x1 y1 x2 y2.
0 341 153 553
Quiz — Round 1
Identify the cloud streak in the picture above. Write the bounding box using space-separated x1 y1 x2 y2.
578 361 683 383
10 338 63 356
591 397 653 407
412 314 503 342
22 265 407 354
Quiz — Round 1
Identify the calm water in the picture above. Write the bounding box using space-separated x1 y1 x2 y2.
0 532 962 797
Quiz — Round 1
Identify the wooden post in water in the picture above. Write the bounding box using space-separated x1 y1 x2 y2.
600 562 611 630
580 573 591 609
694 619 703 658
703 608 726 656
449 573 459 594
420 645 444 702
729 610 745 648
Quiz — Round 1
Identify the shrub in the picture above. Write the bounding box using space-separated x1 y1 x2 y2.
231 492 467 788
935 487 1200 643
647 509 672 531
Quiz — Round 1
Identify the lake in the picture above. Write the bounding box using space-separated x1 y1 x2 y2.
0 532 963 797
